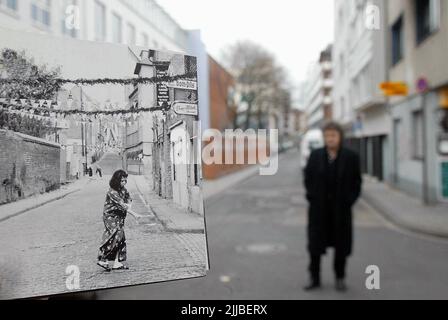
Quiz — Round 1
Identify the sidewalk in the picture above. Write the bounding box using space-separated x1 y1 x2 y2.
0 177 91 223
362 178 448 238
130 175 205 234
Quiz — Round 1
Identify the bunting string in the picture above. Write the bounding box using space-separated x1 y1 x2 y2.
0 72 197 86
0 100 169 116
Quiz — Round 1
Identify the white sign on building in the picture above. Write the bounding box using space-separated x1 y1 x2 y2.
168 80 198 91
173 102 198 116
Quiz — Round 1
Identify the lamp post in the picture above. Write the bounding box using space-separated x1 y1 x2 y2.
81 86 88 175
68 85 88 176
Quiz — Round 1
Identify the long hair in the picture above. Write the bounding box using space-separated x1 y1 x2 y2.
322 121 345 145
109 170 128 192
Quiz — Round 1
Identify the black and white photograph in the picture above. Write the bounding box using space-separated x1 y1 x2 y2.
0 26 208 299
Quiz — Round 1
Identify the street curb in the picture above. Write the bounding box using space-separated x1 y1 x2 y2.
362 192 448 239
148 204 205 234
0 188 82 223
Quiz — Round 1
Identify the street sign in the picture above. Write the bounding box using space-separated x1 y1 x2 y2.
172 102 198 116
379 82 409 96
439 87 448 109
168 79 197 90
416 77 429 93
156 69 170 107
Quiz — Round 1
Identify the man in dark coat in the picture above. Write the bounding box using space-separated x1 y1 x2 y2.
303 121 362 292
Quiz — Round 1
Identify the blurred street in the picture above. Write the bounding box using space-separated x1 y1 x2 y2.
95 150 448 300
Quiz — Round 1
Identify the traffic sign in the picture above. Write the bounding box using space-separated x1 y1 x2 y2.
416 77 429 93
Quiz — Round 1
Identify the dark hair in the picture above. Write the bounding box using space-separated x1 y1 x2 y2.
322 121 345 142
109 170 128 191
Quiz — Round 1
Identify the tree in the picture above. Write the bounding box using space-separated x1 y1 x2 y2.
221 41 292 130
0 48 61 138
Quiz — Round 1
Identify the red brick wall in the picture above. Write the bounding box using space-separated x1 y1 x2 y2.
0 130 61 204
202 135 271 180
208 56 236 132
205 56 239 180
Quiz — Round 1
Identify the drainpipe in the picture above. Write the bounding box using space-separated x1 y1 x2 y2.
421 91 429 205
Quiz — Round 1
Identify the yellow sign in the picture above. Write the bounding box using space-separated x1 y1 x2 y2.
379 82 409 96
440 87 448 109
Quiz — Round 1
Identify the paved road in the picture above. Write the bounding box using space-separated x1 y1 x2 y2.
0 175 207 299
94 150 448 300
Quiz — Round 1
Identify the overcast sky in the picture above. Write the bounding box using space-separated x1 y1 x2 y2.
157 0 334 96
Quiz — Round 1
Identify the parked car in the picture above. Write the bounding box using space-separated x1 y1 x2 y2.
300 129 324 170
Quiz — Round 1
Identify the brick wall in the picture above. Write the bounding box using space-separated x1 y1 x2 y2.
209 56 237 131
0 130 61 204
202 135 271 180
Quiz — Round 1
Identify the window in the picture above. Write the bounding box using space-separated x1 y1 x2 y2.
31 0 51 27
112 13 122 43
340 97 345 119
412 110 424 159
94 0 106 41
61 0 77 38
415 0 440 44
391 15 404 65
185 56 197 75
338 6 344 31
339 53 344 76
126 23 136 45
2 0 18 11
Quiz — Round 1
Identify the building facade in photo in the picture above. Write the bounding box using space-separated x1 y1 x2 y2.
332 0 389 182
0 0 209 127
303 44 333 129
127 49 202 214
0 0 187 52
386 0 448 204
0 0 209 181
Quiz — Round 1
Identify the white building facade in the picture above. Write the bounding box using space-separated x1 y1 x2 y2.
386 0 448 204
332 0 390 181
303 45 333 129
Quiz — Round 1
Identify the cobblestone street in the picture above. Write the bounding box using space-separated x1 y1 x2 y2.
0 175 208 300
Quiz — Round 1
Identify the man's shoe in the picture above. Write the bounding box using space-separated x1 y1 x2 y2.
335 279 347 292
303 281 321 291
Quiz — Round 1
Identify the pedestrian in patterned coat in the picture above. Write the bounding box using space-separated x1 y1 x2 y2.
97 170 132 271
303 121 362 292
